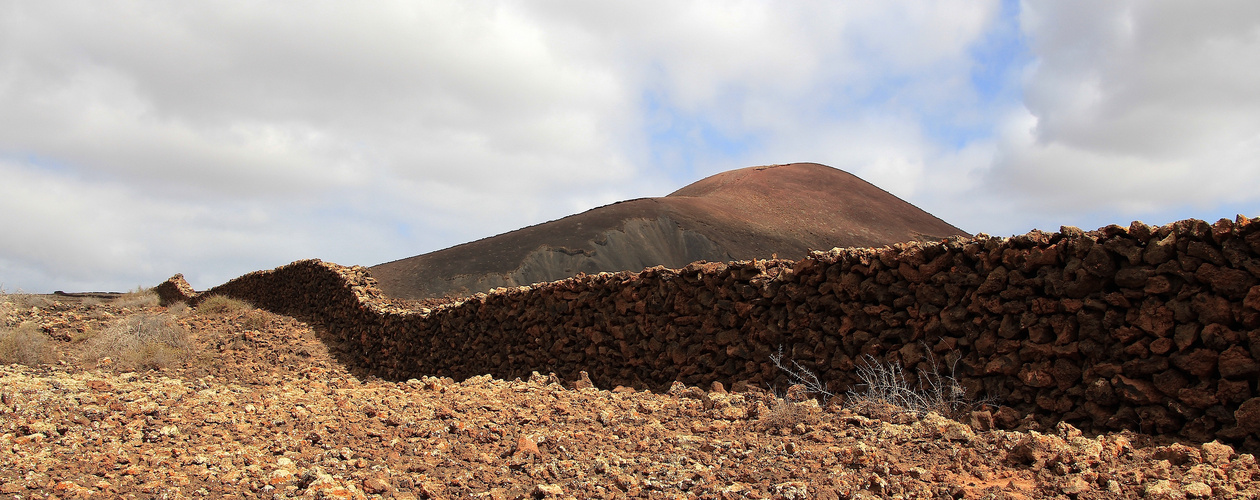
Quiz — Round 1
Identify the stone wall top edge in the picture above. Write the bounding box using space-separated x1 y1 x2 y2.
162 215 1260 316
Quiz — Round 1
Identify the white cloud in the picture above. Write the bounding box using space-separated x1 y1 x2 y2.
521 1 1003 190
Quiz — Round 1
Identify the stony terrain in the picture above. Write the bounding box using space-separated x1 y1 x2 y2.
170 216 1260 454
3 293 1259 498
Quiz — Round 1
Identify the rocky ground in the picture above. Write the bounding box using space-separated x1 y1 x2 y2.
2 293 1259 499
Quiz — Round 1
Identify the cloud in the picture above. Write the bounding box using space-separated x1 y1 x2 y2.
1 1 655 292
0 157 302 290
1 0 1256 292
976 0 1260 231
521 1 1005 186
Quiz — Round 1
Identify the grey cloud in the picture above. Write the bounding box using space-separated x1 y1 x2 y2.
1020 0 1260 157
980 0 1260 224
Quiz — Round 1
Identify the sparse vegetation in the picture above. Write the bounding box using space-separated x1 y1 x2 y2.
241 313 268 331
165 301 190 316
86 313 190 371
759 397 822 431
195 295 255 316
768 346 835 403
845 352 971 419
759 347 830 430
113 287 160 309
0 287 53 311
0 287 57 366
0 322 55 366
771 345 981 421
68 325 99 344
195 295 269 330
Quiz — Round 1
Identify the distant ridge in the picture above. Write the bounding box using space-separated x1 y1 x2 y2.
370 162 969 299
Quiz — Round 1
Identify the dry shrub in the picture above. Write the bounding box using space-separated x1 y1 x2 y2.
845 353 972 419
196 295 268 330
165 301 190 316
87 314 190 370
1 291 53 310
241 312 268 331
771 345 983 421
760 398 822 431
761 349 829 430
0 322 55 366
195 295 254 316
68 325 98 344
769 346 835 403
113 288 160 309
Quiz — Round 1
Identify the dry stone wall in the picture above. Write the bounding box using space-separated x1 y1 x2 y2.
162 216 1260 449
155 273 197 306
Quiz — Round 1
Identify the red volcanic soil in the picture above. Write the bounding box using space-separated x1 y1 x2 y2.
4 295 1257 498
662 162 966 255
370 163 968 300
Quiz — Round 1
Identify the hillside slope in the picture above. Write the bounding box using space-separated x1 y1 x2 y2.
370 162 967 299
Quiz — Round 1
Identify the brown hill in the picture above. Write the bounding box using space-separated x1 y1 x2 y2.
370 162 968 299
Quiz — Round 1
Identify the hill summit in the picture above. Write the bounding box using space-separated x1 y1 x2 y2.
370 162 968 299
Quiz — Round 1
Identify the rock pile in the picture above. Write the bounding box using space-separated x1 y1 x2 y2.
162 216 1260 450
154 273 197 306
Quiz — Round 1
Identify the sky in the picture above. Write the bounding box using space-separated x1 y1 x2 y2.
2 1 1259 293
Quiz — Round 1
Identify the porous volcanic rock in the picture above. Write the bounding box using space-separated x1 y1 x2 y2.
370 163 968 299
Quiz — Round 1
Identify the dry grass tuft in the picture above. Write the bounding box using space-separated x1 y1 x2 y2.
113 288 160 309
68 325 99 344
195 295 254 316
760 348 831 430
769 346 835 403
240 312 268 331
760 397 822 431
0 288 53 311
845 353 972 419
195 295 268 330
86 314 190 371
165 301 190 316
0 322 56 366
771 345 984 421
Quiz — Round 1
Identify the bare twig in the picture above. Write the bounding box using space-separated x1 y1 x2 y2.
769 345 835 403
771 344 981 419
846 349 970 418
